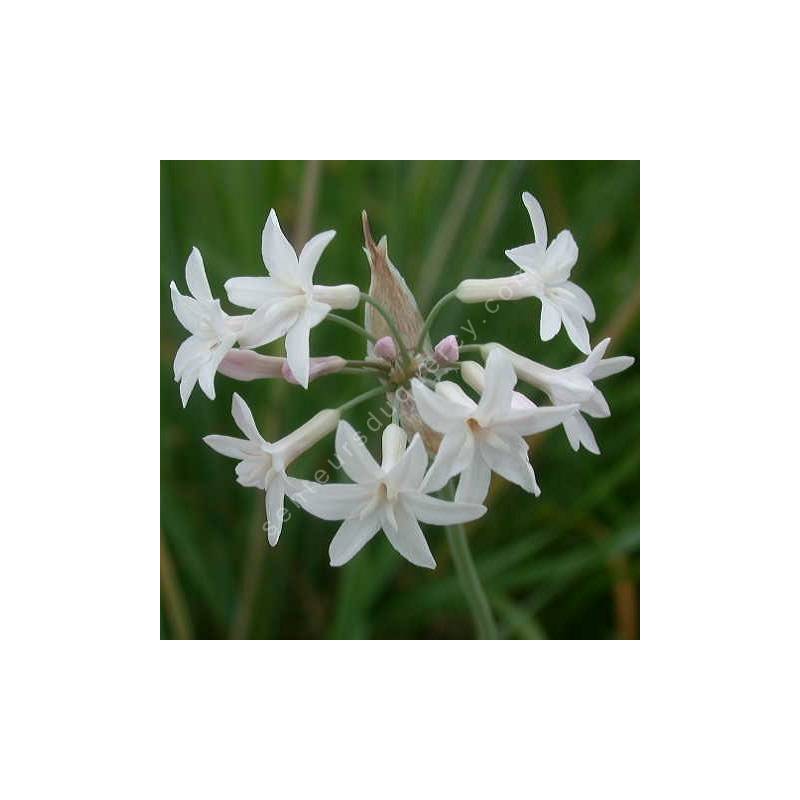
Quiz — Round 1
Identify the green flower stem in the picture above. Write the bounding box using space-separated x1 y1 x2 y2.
359 292 412 367
337 386 387 414
457 343 484 355
416 289 458 352
442 481 499 639
325 313 377 344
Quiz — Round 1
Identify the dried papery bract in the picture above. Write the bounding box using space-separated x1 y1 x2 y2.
361 210 441 452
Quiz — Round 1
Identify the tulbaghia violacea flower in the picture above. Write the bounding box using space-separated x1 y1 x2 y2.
204 393 340 544
289 421 486 568
455 192 596 353
481 339 634 454
225 210 360 388
170 247 248 407
411 349 577 503
434 334 459 365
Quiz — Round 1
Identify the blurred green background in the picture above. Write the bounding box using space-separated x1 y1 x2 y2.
160 161 639 640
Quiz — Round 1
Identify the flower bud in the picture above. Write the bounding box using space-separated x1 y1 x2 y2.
433 334 459 365
374 336 398 361
218 349 285 381
281 356 348 385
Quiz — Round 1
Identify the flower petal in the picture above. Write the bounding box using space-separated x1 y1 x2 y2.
563 413 600 454
583 338 612 374
329 514 382 567
237 296 302 349
298 230 336 287
386 433 428 490
560 305 591 354
422 430 474 494
582 389 611 419
185 247 213 301
231 392 266 445
179 364 201 407
170 282 203 336
262 209 299 284
479 438 539 496
591 355 635 381
522 191 548 246
383 503 436 569
335 421 381 483
505 243 546 272
224 276 298 310
411 379 468 433
173 335 209 380
436 380 477 412
403 493 486 526
494 403 578 436
475 348 516 421
562 281 595 322
539 298 562 341
288 480 373 521
202 434 254 459
542 230 578 283
455 456 492 504
284 311 311 389
265 476 286 545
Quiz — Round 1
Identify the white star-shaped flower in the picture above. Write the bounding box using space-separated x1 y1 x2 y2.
456 192 596 353
411 349 578 504
225 209 360 388
288 421 487 569
482 340 634 454
204 393 339 545
170 247 247 407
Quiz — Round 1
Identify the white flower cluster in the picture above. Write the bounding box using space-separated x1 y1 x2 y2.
169 193 634 568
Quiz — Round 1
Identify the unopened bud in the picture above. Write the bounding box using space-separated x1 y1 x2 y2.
281 356 347 385
434 334 459 364
374 336 398 361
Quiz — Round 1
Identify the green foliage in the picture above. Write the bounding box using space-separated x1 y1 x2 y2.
160 160 640 639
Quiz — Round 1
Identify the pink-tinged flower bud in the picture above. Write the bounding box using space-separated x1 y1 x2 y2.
218 349 285 381
281 356 347 385
434 335 459 365
374 336 398 361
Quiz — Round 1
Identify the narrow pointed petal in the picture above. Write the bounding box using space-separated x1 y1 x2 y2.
591 355 635 380
298 230 336 287
563 413 600 454
203 434 254 460
179 364 200 407
384 504 436 569
476 349 516 420
495 403 578 436
335 421 381 483
582 389 611 418
265 477 286 545
562 281 595 322
560 306 592 354
262 209 299 284
231 392 265 444
505 243 546 271
173 335 208 380
170 282 204 336
455 457 492 504
403 494 486 526
583 338 612 374
542 230 579 283
185 247 213 301
480 439 537 495
422 430 474 494
237 296 302 349
305 300 331 328
540 298 562 341
411 379 467 433
386 434 428 490
436 380 477 411
522 191 548 246
285 312 311 389
288 480 373 521
329 514 382 567
380 424 408 472
224 276 298 310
